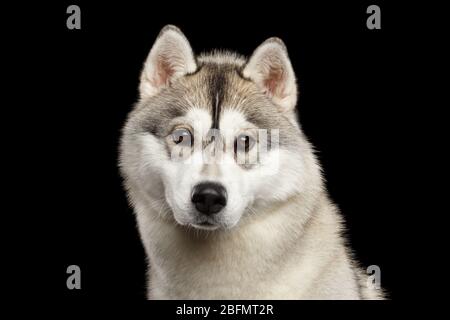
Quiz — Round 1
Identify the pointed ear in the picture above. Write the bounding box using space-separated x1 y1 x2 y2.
243 38 297 112
139 25 197 99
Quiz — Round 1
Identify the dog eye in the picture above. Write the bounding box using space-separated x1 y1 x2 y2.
234 134 255 154
171 128 193 146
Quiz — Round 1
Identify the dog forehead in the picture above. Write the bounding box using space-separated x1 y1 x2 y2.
184 108 248 134
133 58 289 137
183 63 283 130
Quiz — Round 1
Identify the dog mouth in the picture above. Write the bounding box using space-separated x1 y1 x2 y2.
190 221 220 230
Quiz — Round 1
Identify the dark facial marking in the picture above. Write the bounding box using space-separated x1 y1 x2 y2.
205 65 228 129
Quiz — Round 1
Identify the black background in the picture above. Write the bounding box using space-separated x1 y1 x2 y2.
10 1 420 302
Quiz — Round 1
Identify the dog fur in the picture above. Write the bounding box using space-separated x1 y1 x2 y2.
119 25 384 299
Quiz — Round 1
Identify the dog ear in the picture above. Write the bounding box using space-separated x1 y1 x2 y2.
243 38 297 112
139 25 197 99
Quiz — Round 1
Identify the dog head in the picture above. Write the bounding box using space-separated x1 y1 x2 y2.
120 25 321 230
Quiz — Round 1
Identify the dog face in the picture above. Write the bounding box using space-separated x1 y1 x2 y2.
120 25 318 230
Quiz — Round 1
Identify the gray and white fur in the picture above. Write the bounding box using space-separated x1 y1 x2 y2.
119 25 384 299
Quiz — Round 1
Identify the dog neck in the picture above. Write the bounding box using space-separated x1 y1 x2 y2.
134 190 338 299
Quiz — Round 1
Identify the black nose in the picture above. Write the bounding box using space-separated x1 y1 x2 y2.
191 182 227 215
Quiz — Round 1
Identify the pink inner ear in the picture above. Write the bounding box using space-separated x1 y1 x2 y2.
153 57 175 87
263 67 285 97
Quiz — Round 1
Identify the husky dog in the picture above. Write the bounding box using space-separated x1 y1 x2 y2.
119 25 384 299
